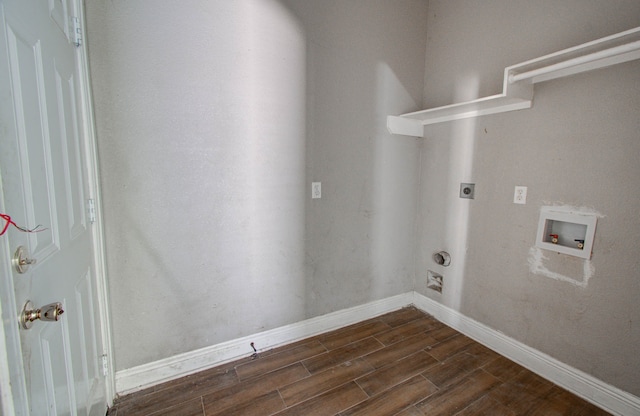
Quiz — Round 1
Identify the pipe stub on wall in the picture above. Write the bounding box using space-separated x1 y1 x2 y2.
433 251 451 266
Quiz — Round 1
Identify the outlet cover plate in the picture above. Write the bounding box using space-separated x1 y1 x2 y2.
514 186 527 204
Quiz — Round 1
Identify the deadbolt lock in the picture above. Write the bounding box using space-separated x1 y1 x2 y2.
13 246 37 274
20 300 64 330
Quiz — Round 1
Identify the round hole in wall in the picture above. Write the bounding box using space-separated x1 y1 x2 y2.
433 251 451 266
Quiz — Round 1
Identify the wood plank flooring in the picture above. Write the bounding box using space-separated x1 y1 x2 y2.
107 307 609 416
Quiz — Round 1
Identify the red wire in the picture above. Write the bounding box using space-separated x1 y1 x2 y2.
0 213 46 236
0 214 10 236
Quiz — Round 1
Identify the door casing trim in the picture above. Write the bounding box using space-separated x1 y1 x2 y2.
75 0 115 406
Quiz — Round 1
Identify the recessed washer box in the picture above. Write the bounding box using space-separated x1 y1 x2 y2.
535 207 597 260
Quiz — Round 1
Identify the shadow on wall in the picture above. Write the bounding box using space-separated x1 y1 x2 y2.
92 0 429 370
420 74 480 313
91 0 309 369
370 63 422 299
279 0 428 315
239 1 307 326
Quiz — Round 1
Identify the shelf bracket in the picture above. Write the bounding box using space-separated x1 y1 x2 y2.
387 116 424 137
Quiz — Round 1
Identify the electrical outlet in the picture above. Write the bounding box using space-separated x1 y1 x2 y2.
312 182 321 199
514 186 527 204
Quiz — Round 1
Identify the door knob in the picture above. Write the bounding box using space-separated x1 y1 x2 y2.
20 300 64 330
13 246 37 274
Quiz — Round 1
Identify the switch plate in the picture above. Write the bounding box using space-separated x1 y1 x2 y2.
312 182 321 199
514 186 527 204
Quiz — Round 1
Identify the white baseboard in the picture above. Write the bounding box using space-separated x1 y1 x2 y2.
115 291 639 416
411 292 640 416
115 292 412 395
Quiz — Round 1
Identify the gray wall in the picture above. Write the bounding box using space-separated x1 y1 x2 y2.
88 0 640 398
282 0 426 317
417 0 640 396
86 0 427 371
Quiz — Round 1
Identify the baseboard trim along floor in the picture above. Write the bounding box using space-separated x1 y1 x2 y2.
115 291 640 415
411 293 640 416
115 293 412 394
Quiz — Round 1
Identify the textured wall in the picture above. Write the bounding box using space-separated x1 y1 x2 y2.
86 0 428 371
87 0 308 371
417 0 640 396
282 0 428 317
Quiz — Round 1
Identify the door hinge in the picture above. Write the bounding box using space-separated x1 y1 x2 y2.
71 16 82 47
87 199 96 224
101 354 109 377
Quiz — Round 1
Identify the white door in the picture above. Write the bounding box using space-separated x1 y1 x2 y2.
0 0 108 414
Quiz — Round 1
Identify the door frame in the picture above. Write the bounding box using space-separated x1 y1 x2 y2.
0 0 114 413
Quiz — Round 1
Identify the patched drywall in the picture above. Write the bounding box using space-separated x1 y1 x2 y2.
528 205 604 288
416 0 640 395
86 0 428 371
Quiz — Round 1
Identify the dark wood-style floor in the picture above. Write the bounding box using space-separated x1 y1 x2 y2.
107 307 609 416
